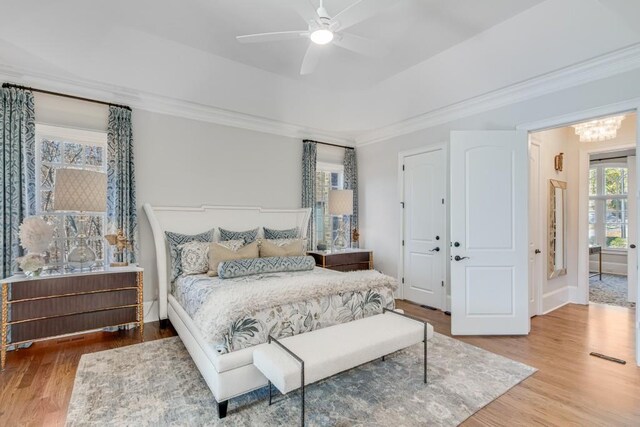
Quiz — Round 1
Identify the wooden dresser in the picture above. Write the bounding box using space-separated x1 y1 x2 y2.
307 249 373 272
1 266 143 369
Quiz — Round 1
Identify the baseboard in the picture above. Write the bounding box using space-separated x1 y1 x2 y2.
542 287 571 314
143 300 159 324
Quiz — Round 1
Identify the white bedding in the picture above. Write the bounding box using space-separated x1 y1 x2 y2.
172 268 397 354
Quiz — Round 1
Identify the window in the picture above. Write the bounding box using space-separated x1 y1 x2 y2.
35 124 108 268
315 162 345 248
589 163 628 249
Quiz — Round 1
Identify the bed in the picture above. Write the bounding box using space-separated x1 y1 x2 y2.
143 203 397 417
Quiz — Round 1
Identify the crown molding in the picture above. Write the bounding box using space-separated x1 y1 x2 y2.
355 43 640 146
0 64 355 146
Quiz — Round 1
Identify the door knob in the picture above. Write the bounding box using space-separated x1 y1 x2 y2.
454 255 469 261
429 247 440 252
535 249 541 254
631 244 637 249
453 242 460 247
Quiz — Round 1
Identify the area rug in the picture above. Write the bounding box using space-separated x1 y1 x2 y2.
66 334 536 426
589 273 635 308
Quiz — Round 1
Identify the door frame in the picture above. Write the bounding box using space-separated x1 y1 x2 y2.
397 144 449 310
578 142 636 304
517 98 640 366
528 136 544 317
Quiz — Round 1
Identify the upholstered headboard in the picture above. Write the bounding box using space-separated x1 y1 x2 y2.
143 203 311 320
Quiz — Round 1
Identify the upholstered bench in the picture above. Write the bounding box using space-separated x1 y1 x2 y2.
253 308 434 426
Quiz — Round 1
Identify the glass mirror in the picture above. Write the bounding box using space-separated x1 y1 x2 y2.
548 179 567 278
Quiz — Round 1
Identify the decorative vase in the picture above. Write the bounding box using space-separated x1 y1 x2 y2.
25 268 42 277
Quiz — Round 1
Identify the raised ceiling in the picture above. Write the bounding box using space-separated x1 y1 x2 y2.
1 0 640 138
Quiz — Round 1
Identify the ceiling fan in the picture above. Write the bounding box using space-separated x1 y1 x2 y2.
236 0 391 75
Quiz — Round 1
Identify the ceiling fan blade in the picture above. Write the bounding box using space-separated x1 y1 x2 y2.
289 0 319 24
236 31 309 44
332 0 392 30
300 43 322 75
334 32 386 57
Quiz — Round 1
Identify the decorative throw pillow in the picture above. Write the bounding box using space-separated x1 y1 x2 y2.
218 256 316 279
165 229 214 282
216 239 245 251
259 239 305 258
263 226 299 240
219 227 259 244
208 241 259 276
179 242 210 275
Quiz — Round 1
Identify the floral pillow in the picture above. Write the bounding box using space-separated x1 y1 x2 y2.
165 229 214 282
263 227 299 240
219 228 258 244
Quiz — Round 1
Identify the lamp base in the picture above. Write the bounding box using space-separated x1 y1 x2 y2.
67 239 96 270
332 218 349 251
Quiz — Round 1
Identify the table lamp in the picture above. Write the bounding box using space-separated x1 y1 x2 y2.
329 189 353 250
53 168 107 270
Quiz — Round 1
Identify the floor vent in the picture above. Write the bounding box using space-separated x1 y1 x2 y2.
589 352 626 364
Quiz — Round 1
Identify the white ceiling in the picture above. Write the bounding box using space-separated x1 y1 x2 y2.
1 0 640 138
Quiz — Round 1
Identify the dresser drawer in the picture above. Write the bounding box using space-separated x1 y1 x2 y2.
324 251 371 267
9 272 138 301
329 263 371 272
10 307 138 343
9 289 138 322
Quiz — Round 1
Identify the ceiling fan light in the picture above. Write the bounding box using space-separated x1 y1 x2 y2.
310 29 333 45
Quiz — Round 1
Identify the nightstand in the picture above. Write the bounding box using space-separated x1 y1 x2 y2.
307 249 373 272
1 266 143 370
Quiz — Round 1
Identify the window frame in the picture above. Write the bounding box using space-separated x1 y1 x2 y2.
315 162 345 248
35 124 109 267
589 162 629 252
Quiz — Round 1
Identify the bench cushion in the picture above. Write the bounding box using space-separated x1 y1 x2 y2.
253 312 433 394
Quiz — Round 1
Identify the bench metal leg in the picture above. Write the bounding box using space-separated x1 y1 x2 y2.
382 308 429 384
300 363 305 427
268 335 306 426
424 322 428 384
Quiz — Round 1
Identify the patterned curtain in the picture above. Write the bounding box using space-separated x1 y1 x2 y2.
107 106 138 263
302 140 317 250
343 147 359 246
0 87 36 279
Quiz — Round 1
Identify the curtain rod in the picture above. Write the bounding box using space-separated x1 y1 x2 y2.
590 155 630 162
304 139 355 150
2 82 131 111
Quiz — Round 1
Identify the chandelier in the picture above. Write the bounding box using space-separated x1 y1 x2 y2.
572 115 625 142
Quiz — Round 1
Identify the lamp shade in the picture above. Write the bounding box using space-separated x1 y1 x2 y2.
329 189 353 216
53 168 107 212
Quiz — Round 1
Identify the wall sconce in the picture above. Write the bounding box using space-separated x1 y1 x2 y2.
554 152 564 172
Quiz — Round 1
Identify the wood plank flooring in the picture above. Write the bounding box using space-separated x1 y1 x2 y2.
0 302 638 426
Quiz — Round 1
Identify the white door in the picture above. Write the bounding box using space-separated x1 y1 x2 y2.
528 140 542 317
402 149 446 309
627 156 637 303
450 130 530 335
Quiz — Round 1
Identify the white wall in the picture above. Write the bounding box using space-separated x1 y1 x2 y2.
35 96 302 311
133 109 302 305
532 127 579 313
358 68 640 305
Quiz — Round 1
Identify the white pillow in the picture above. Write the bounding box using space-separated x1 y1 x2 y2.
179 241 211 276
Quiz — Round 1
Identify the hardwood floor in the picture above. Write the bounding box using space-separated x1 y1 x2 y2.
398 301 640 426
0 303 638 426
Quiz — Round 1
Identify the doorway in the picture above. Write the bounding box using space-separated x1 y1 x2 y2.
528 113 638 313
399 146 446 310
